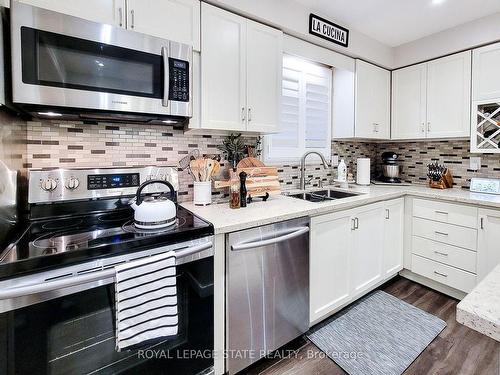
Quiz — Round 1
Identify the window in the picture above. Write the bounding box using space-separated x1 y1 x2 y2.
264 54 332 163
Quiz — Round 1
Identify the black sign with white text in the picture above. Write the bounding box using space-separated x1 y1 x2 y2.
309 14 349 48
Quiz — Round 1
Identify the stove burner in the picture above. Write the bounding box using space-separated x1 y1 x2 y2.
97 211 133 223
41 219 83 230
122 217 186 234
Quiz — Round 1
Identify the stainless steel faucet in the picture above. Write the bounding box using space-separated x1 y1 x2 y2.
299 151 330 190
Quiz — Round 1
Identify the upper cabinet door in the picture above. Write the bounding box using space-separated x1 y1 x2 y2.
355 60 390 139
126 0 200 51
472 42 500 101
392 64 427 139
16 0 126 27
426 51 471 138
201 3 246 131
246 20 282 133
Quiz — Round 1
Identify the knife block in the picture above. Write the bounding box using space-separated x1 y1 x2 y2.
429 168 454 189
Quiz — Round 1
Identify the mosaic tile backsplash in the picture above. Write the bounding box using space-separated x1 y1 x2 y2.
21 118 500 201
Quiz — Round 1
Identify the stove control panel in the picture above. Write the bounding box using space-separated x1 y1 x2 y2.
29 167 179 204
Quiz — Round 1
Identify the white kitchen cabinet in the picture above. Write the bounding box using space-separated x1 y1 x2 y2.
126 0 200 51
472 42 500 101
245 19 282 133
477 208 500 282
350 203 385 297
200 3 282 132
310 200 399 324
15 0 126 27
310 211 352 324
426 51 471 138
391 64 427 139
383 198 404 277
391 51 471 140
355 60 390 139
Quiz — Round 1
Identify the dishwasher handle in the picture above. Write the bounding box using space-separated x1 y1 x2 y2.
231 226 309 251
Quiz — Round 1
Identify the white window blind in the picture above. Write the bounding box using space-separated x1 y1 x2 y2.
264 55 332 163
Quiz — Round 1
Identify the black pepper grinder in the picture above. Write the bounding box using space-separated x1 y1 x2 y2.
239 171 247 207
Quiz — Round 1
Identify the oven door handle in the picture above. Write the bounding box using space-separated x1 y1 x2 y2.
0 242 212 300
231 226 309 251
162 45 170 108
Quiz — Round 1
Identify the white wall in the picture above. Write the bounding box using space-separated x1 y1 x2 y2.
206 0 395 68
394 12 500 68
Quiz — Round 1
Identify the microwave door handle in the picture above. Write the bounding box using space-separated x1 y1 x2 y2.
162 46 169 108
0 241 212 300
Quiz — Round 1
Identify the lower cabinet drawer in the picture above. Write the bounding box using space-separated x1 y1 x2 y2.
412 217 477 250
412 236 477 273
411 254 476 293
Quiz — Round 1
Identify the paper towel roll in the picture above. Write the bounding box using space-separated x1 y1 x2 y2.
356 158 371 185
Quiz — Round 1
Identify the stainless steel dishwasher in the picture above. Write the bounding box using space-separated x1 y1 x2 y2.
226 217 310 374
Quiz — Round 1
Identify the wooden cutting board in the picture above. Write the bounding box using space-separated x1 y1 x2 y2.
237 157 265 168
214 166 281 197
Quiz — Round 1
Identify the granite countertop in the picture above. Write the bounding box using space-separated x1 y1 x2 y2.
457 264 500 341
181 184 500 234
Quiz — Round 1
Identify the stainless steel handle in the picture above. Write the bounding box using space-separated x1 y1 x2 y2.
248 108 252 122
351 218 356 231
385 209 390 220
241 107 246 121
354 217 359 229
434 271 447 277
435 210 448 215
480 217 484 229
231 227 309 251
130 9 135 29
435 231 448 236
161 46 169 108
434 251 449 256
421 123 425 133
118 7 123 27
427 122 431 132
0 242 212 300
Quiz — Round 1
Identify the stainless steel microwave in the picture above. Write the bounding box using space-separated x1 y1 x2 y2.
9 2 192 123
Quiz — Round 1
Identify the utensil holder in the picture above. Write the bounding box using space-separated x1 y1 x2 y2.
429 169 454 189
193 181 212 205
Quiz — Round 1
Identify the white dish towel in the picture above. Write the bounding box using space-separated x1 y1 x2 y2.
115 251 178 351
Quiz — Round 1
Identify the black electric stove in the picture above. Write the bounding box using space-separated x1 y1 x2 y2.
0 204 212 279
0 166 213 280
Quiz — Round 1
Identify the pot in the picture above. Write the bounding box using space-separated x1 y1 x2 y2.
130 180 176 229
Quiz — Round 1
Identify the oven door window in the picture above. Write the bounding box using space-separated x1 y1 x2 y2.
0 257 213 375
20 27 163 98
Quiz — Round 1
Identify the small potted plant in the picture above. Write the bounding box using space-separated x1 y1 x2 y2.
217 133 246 170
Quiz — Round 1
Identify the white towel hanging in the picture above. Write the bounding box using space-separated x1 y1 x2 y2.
115 250 178 351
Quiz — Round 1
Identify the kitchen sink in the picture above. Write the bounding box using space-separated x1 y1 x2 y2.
288 189 360 202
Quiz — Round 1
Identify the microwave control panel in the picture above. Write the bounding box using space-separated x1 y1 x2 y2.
169 58 189 102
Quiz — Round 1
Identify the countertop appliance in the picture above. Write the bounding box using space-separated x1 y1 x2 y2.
379 151 402 183
10 2 192 123
0 166 214 375
470 178 500 195
227 218 310 374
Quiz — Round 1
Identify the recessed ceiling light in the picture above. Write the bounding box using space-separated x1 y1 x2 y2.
38 111 63 117
432 0 445 5
162 120 178 124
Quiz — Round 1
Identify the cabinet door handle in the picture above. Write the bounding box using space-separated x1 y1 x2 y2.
480 217 484 229
385 209 390 220
248 108 252 122
434 231 448 236
435 210 448 215
427 122 431 132
421 123 425 133
351 218 356 231
118 7 123 27
354 217 359 229
434 271 447 277
434 251 449 257
241 107 246 121
130 9 135 29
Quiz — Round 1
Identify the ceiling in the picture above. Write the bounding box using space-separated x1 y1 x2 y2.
296 0 500 47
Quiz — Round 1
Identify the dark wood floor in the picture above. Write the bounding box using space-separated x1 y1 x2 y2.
243 277 500 375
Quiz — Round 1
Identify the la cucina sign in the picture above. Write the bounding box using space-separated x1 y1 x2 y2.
309 14 349 48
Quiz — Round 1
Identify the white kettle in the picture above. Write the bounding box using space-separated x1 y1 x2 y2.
130 180 177 229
